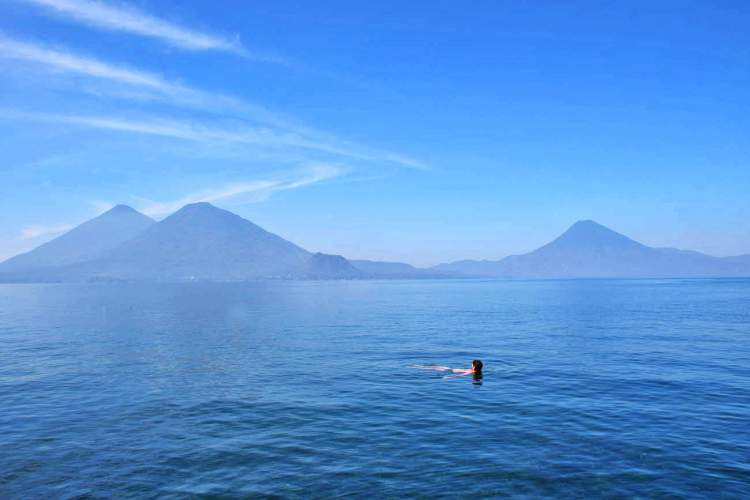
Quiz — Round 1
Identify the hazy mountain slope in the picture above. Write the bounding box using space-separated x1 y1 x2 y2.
722 254 750 265
303 253 363 279
350 260 418 275
430 259 505 277
349 259 445 278
4 209 749 282
433 220 750 278
74 202 312 280
0 205 154 273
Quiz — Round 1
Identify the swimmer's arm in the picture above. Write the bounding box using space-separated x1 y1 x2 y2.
450 368 473 374
410 364 452 371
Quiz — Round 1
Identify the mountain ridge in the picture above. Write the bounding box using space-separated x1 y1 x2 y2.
304 253 363 279
0 205 155 274
72 202 312 281
2 211 749 282
432 220 750 278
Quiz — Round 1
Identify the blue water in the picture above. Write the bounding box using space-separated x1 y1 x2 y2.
1 279 749 498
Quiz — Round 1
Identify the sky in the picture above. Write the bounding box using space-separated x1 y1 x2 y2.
1 0 748 266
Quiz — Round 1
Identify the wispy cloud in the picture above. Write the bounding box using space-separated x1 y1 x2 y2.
138 164 344 217
21 0 256 57
0 34 285 126
0 35 427 169
2 109 361 157
20 223 74 239
0 34 169 86
2 109 428 171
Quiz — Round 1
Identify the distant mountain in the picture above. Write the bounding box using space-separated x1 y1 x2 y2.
351 259 450 278
433 220 750 278
722 254 750 266
0 202 437 282
0 205 154 275
351 259 417 275
3 209 749 282
70 202 312 281
303 253 363 279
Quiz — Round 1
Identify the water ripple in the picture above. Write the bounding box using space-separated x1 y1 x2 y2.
1 280 749 497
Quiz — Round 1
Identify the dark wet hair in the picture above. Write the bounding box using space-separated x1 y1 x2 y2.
472 359 483 372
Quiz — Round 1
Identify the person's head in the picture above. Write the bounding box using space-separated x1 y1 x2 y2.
472 359 483 372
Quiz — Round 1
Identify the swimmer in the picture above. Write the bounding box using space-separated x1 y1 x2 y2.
412 359 483 377
456 359 483 376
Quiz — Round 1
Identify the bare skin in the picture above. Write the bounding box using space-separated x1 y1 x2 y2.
410 364 478 376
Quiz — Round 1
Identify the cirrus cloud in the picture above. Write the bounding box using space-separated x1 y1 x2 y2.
21 0 255 57
0 35 427 169
137 164 345 218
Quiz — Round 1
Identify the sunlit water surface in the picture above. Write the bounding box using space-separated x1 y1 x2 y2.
1 279 749 498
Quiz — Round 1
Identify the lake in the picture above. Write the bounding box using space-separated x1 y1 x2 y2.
1 279 749 498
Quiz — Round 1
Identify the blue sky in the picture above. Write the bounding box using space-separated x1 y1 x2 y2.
1 0 748 266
